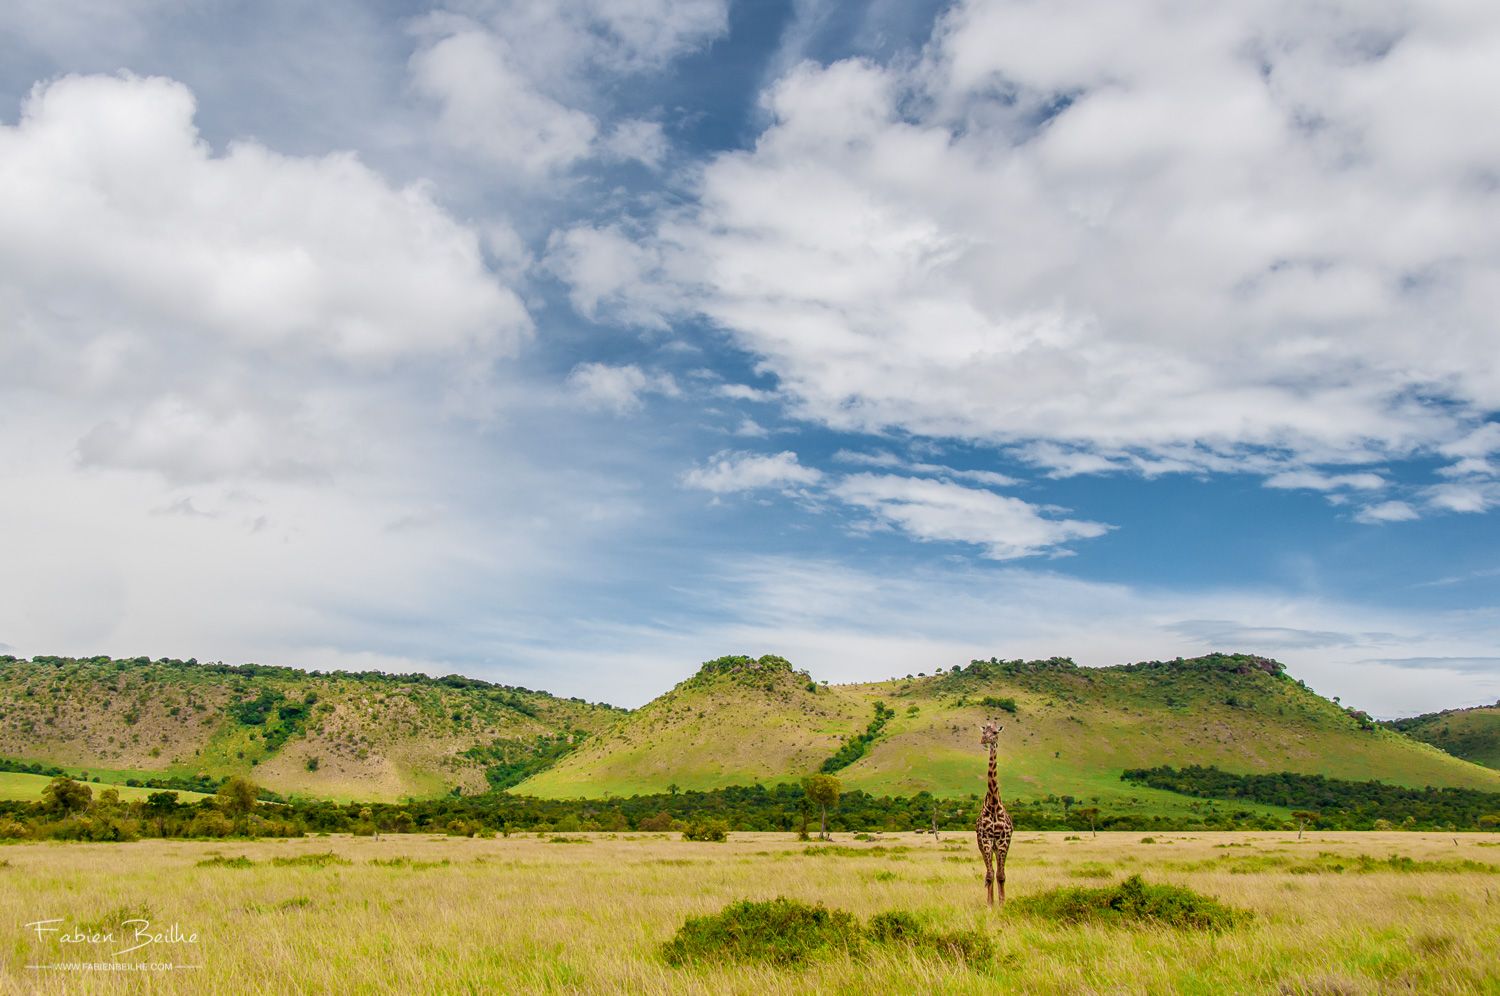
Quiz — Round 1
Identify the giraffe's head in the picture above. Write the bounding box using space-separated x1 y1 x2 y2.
980 719 1002 748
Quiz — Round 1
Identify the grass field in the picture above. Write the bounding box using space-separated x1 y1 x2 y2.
0 773 209 804
4 831 1499 993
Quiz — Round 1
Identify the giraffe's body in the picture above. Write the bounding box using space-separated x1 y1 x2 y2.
975 720 1013 905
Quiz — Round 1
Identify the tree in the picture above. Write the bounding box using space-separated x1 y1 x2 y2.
1292 810 1319 839
802 774 841 840
42 776 91 816
1077 807 1101 837
218 776 259 821
145 791 180 835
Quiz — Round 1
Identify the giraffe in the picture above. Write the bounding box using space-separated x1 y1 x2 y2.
976 719 1013 906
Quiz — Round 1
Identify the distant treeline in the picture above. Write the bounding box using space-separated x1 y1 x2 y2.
1 778 1225 840
1123 765 1500 830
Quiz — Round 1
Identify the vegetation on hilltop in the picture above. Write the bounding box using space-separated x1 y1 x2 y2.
1385 704 1500 770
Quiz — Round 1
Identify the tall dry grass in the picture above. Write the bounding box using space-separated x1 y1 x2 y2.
2 831 1498 994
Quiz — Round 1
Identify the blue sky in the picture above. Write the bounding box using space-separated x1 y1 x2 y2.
1 0 1498 715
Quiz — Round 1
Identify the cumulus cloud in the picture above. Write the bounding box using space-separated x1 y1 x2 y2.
1355 500 1420 524
409 27 598 175
567 0 1500 496
0 74 528 368
0 72 643 682
566 362 679 414
829 473 1109 560
682 450 822 493
409 1 727 174
545 225 674 329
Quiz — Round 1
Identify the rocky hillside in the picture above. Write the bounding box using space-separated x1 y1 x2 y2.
0 655 621 801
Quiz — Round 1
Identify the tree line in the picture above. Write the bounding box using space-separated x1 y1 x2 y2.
1122 765 1500 830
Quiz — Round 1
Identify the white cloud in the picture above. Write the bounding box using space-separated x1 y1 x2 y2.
1355 500 1420 524
545 225 674 329
833 449 1019 487
715 383 777 402
409 26 598 175
1264 470 1386 492
408 1 727 174
566 362 679 414
575 0 1500 488
829 473 1108 560
1424 482 1499 514
0 74 528 370
682 450 822 493
0 73 647 685
601 118 668 168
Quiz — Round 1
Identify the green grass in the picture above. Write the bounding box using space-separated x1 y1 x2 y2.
1388 706 1500 770
0 771 210 803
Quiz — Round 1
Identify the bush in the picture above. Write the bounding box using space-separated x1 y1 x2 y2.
1012 875 1249 931
188 812 234 838
661 897 864 965
639 811 675 832
979 696 1018 714
682 818 730 842
271 852 350 868
866 910 992 964
197 855 254 868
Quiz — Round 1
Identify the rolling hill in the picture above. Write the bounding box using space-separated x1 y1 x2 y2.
5 652 1497 811
515 654 1500 813
1386 704 1500 770
0 655 621 801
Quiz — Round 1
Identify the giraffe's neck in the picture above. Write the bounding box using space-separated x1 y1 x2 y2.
986 744 999 802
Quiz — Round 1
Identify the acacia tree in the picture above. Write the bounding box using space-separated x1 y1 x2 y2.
802 774 841 840
218 776 260 825
1077 807 1101 837
42 776 92 816
145 791 179 835
1292 810 1319 839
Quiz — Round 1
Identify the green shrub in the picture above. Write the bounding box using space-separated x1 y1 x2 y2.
197 855 254 868
270 851 350 868
661 897 864 966
866 910 992 964
979 696 1018 714
1012 875 1248 931
682 818 730 842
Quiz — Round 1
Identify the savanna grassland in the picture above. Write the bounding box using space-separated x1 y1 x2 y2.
5 831 1500 994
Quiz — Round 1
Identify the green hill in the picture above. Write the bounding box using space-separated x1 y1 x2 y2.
6 652 1497 812
0 655 621 802
1386 705 1500 769
516 654 1500 814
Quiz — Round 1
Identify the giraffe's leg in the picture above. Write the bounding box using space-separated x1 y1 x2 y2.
982 847 995 906
996 849 1007 903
